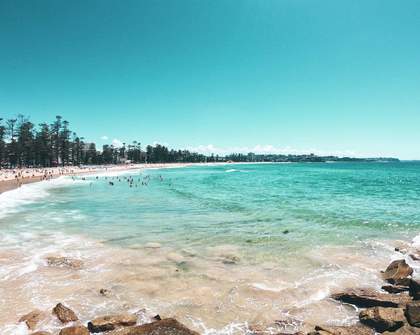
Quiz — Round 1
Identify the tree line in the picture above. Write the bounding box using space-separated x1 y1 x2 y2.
0 115 210 168
0 115 395 168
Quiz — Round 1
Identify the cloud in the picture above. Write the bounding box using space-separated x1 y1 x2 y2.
100 135 109 140
112 138 123 147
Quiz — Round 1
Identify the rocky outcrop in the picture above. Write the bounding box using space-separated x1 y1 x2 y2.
106 318 200 335
311 325 374 335
405 301 420 327
331 288 411 307
359 307 405 332
46 256 83 269
18 310 46 330
87 314 137 332
59 325 90 335
382 260 413 284
53 303 78 323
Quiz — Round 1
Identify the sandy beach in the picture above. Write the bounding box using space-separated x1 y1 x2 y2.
0 163 198 194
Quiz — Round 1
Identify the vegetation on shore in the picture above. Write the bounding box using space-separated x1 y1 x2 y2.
0 115 399 168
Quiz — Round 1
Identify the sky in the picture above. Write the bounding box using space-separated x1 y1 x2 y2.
0 0 419 159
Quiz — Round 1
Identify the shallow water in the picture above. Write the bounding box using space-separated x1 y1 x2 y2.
0 162 419 334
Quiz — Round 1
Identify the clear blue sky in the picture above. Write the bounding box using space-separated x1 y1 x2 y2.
1 0 419 159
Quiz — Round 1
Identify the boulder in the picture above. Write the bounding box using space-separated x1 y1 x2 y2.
382 285 409 294
331 288 411 308
383 260 413 284
406 301 420 327
46 256 83 269
409 279 420 300
52 303 78 323
88 314 137 332
59 326 90 335
359 307 405 332
106 318 200 335
313 325 374 335
18 310 46 330
383 325 420 334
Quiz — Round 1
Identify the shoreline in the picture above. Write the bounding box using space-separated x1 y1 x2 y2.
0 163 194 194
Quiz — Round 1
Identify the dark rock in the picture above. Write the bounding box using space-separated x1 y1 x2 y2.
409 279 420 300
59 326 90 335
406 301 420 327
46 256 83 269
383 260 413 284
313 325 374 335
18 310 46 330
100 288 111 296
153 314 162 321
283 230 290 234
359 307 405 332
88 314 137 332
331 288 412 308
106 318 200 335
382 285 410 294
383 325 420 334
53 303 78 323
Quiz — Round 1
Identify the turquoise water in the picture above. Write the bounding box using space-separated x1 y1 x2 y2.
5 162 420 251
1 162 420 334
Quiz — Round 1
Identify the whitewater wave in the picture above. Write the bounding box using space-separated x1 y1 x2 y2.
0 177 88 219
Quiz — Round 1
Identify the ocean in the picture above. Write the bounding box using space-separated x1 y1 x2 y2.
1 162 419 334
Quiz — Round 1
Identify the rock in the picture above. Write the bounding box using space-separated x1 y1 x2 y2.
100 288 111 296
46 256 83 269
106 318 200 335
331 288 412 308
88 314 137 332
383 325 420 334
409 279 420 300
18 310 45 330
383 260 413 284
52 303 78 323
382 285 409 294
359 307 405 332
313 325 374 335
31 332 52 335
222 255 240 264
59 326 90 335
406 301 420 327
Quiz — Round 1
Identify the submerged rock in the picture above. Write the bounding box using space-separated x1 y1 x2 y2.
59 325 90 335
18 309 46 330
383 260 413 284
53 303 78 323
405 301 420 327
359 307 405 332
312 325 374 335
88 314 137 332
331 288 411 307
46 256 83 269
106 318 200 335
